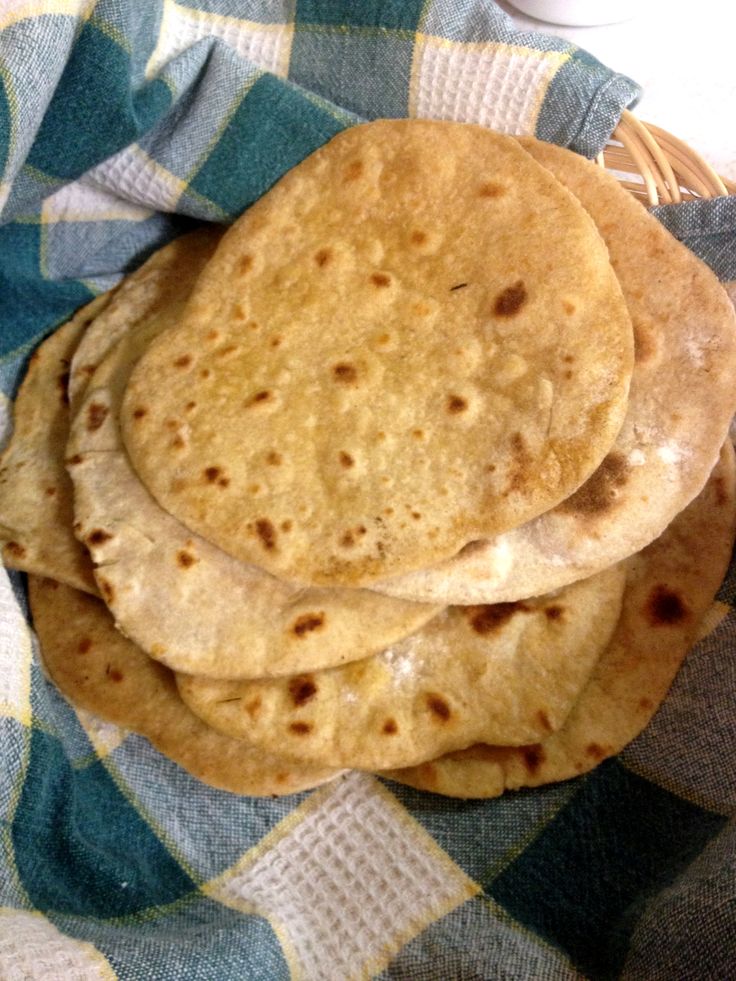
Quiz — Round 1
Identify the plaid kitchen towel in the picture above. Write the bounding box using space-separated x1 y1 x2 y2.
1 2 735 980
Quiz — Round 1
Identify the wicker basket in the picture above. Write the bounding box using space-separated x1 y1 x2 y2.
598 108 734 205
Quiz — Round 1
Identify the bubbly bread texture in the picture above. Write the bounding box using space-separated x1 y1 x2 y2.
370 140 736 605
28 576 342 797
176 564 626 771
386 443 736 797
121 120 634 587
68 272 439 680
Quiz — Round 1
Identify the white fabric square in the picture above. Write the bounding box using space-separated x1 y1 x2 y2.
87 145 186 214
206 772 478 979
147 0 294 80
42 176 152 223
0 569 31 726
0 908 115 981
411 37 567 134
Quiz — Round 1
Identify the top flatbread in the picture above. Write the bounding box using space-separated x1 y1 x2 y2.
371 139 736 604
121 120 634 587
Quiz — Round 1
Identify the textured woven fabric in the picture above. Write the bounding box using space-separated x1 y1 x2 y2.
1 3 735 980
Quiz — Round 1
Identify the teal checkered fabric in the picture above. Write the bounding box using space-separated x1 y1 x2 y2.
1 3 735 980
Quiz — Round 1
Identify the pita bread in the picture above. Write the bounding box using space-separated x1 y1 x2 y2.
372 141 736 604
386 442 736 797
28 576 341 797
121 120 633 586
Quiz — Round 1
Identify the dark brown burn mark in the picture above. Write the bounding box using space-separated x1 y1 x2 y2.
410 230 428 245
266 451 282 466
98 577 115 604
493 280 527 317
544 605 564 622
233 303 247 321
479 181 504 198
238 255 254 275
86 529 112 547
645 584 689 627
338 451 354 468
247 390 272 406
255 518 277 551
446 394 467 414
44 487 57 498
340 524 367 548
171 435 185 450
288 675 318 707
289 721 313 735
133 407 147 420
382 718 398 735
563 300 576 315
87 402 108 432
521 743 545 773
204 466 222 483
105 664 124 683
639 697 654 711
633 319 658 363
292 612 325 637
586 743 606 761
270 337 282 349
58 370 70 405
281 520 293 532
344 160 364 181
426 693 451 722
66 451 83 465
77 638 92 654
177 549 197 568
558 452 629 516
370 272 391 288
217 345 238 359
245 696 262 718
333 362 357 383
412 429 425 440
450 283 468 291
536 710 552 733
173 354 192 369
199 369 211 379
314 248 333 267
4 541 26 559
184 401 196 412
467 601 529 634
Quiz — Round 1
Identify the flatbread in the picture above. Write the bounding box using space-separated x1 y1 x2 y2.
28 576 341 797
386 442 736 797
176 564 626 770
68 306 440 680
372 140 736 604
0 296 111 593
121 120 633 587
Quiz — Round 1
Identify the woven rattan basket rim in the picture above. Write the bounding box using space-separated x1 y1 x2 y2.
598 109 734 206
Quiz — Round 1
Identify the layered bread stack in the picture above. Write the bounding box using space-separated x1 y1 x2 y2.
2 121 735 798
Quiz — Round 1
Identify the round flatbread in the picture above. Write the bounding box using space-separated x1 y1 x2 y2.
385 442 736 797
28 576 341 797
371 140 736 604
176 564 626 771
121 120 634 587
68 298 440 680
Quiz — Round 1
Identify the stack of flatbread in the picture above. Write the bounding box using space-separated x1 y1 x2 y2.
3 121 736 799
